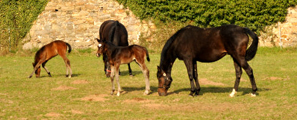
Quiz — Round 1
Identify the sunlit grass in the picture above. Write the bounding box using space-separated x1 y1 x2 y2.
0 47 297 119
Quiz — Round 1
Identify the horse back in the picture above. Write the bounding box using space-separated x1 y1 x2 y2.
169 25 249 62
99 20 128 46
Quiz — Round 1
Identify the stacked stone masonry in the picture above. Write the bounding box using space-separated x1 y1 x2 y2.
23 0 156 49
23 1 297 49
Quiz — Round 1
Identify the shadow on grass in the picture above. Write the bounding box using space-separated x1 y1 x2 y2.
167 87 271 96
38 73 81 78
119 70 143 76
122 86 159 95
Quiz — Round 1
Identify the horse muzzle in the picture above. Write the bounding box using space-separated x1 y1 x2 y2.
96 53 101 57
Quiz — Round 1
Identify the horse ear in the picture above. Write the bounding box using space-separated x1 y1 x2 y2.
95 38 100 43
157 66 160 71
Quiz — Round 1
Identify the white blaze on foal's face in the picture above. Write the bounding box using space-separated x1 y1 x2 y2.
98 44 102 47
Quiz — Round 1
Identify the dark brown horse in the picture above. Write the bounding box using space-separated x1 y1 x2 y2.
157 25 258 97
28 40 72 78
99 20 132 77
96 38 150 96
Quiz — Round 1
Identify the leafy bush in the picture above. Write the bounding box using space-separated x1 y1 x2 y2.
0 0 48 52
117 0 297 33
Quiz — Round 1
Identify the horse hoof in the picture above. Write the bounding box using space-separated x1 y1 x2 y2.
251 93 256 97
143 90 150 95
28 76 32 78
117 92 120 96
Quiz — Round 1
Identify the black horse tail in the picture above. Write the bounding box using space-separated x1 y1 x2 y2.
145 48 150 62
108 21 118 42
244 27 258 61
66 42 72 53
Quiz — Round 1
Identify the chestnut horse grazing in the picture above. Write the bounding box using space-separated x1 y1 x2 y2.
157 25 258 97
28 40 72 78
99 20 132 77
96 38 150 96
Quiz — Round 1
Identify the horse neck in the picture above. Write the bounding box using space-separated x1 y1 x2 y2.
159 53 176 76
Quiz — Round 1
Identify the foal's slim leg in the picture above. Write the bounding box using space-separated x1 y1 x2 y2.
28 60 45 78
112 65 121 96
61 56 72 78
110 66 115 95
128 63 133 76
42 60 51 77
139 63 150 95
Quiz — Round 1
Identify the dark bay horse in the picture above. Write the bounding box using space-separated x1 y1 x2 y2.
28 40 72 78
99 20 132 77
96 38 150 96
157 25 258 97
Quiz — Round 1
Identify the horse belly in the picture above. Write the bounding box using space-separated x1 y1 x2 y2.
195 51 227 62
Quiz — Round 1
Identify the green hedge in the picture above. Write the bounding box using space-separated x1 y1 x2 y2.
0 0 48 52
117 0 297 33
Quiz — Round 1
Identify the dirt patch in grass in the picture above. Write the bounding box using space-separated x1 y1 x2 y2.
71 110 84 114
123 97 154 103
71 80 89 84
51 85 77 91
80 94 108 102
200 78 225 86
45 112 61 117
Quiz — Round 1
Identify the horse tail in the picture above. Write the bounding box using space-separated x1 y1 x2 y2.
66 42 72 53
145 47 150 62
244 27 259 61
108 21 118 42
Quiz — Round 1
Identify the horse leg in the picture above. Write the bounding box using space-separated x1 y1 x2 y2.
139 63 150 95
128 63 133 76
233 57 257 97
61 55 72 78
103 55 111 77
193 61 200 96
110 65 115 95
42 60 52 77
114 64 121 96
183 59 196 96
230 59 242 97
28 59 45 78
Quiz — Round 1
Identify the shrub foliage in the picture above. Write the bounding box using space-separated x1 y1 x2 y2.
0 0 47 52
117 0 297 32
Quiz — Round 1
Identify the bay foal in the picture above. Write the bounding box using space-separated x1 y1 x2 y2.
96 38 150 96
28 40 72 78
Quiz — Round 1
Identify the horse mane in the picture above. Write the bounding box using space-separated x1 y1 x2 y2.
160 26 187 66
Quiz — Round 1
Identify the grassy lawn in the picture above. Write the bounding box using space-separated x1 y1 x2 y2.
0 47 297 119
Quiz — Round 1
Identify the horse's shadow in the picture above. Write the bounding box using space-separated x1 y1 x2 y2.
122 86 159 95
168 87 270 96
37 73 80 78
119 70 143 76
122 86 270 96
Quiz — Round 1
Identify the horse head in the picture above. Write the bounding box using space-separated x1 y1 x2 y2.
95 38 106 57
157 66 172 96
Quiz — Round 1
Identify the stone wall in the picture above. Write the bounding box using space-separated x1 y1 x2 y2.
23 1 297 49
259 6 297 47
23 0 156 49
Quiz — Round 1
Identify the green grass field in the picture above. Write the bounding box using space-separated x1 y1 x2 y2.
0 47 297 119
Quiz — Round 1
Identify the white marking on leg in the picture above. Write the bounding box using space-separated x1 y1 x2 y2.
229 89 237 97
251 93 256 97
